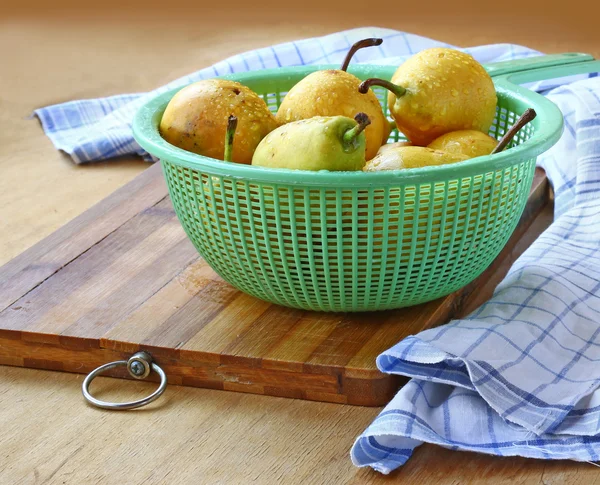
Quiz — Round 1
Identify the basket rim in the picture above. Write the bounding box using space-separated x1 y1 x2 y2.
132 64 564 186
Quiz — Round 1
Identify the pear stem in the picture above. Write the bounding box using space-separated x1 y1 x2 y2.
224 115 238 162
342 112 371 147
491 108 537 154
340 38 383 72
358 78 406 98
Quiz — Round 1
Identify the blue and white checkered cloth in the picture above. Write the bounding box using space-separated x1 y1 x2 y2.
351 73 600 472
35 27 600 473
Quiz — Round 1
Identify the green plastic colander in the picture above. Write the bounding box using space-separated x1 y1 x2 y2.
133 53 600 312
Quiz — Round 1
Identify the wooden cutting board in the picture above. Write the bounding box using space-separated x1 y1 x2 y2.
0 164 551 406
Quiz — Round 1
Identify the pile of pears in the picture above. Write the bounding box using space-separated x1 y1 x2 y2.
160 39 504 173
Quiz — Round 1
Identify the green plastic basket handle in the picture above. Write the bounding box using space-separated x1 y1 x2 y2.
482 53 600 150
485 52 600 84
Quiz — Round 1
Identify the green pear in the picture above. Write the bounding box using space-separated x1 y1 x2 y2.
252 113 371 171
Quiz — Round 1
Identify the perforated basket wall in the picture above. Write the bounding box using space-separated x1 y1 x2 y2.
160 84 537 312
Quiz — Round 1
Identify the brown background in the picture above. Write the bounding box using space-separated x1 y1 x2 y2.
1 1 600 483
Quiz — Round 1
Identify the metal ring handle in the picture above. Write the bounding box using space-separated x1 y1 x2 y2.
82 352 167 410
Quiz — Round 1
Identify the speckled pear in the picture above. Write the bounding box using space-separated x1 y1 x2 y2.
359 48 497 146
275 39 389 159
252 113 371 171
364 145 468 171
160 79 278 164
427 130 497 159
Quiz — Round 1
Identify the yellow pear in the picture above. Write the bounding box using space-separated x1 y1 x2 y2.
160 79 278 164
376 140 413 156
359 48 497 146
428 130 497 158
364 146 468 171
276 39 388 160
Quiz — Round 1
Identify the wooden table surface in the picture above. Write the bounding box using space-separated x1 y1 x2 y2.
1 2 600 483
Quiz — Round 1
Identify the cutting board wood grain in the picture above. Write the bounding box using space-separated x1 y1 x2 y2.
0 164 551 406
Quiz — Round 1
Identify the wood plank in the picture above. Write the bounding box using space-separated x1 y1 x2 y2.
1 198 193 336
100 259 218 352
181 292 274 355
0 163 167 312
